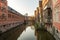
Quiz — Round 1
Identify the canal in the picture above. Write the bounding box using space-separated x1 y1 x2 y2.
17 25 56 40
17 26 36 40
0 24 56 40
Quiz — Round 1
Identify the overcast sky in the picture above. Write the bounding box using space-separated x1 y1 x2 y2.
7 0 39 16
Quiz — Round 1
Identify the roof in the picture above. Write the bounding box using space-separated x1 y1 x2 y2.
8 6 25 17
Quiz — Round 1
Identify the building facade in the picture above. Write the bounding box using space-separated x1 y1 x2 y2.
42 0 60 40
0 0 25 33
34 7 40 23
52 0 60 39
0 0 8 20
34 1 42 24
42 0 52 29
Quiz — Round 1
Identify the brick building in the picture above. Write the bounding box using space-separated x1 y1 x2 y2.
42 0 60 40
34 0 44 28
0 0 25 32
34 7 40 23
34 0 60 40
42 0 52 29
52 0 60 39
0 0 8 20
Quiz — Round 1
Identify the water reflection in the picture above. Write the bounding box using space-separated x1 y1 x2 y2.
17 26 36 40
1 24 55 40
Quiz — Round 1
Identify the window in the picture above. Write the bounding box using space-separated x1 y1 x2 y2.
1 0 6 2
56 30 58 33
1 13 6 20
1 6 7 13
48 8 52 16
1 7 5 11
8 14 11 18
2 13 5 18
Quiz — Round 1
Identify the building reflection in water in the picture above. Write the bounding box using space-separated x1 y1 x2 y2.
17 26 36 40
1 24 55 40
17 25 55 40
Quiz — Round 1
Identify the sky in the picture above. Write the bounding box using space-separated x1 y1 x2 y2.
7 0 39 16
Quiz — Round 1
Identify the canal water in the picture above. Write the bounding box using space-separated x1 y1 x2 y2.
17 26 36 40
17 26 56 40
0 25 56 40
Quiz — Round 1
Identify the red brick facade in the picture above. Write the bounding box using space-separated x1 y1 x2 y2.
0 0 25 25
53 0 60 30
0 0 8 20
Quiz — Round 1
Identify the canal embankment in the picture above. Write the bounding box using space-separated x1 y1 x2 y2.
0 24 26 40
